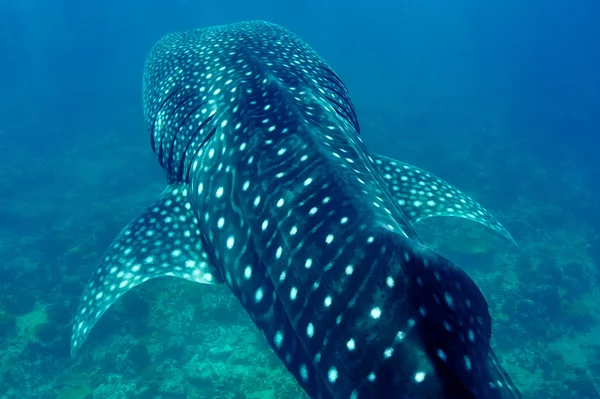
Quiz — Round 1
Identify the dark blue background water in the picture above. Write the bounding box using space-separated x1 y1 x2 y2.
1 1 599 398
2 1 599 178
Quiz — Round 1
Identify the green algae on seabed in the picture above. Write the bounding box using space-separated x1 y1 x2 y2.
56 385 92 399
0 311 17 337
415 218 501 255
444 224 500 255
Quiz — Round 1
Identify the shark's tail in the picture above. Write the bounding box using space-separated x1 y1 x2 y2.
484 349 523 399
401 242 523 399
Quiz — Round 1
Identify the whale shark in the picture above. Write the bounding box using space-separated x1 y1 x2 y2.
71 21 521 398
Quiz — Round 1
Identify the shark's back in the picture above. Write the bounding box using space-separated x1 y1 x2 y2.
71 21 521 399
142 21 360 186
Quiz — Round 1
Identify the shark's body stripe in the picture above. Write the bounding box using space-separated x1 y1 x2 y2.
167 98 205 173
72 20 521 399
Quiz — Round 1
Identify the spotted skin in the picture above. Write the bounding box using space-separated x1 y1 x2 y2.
70 183 222 353
71 21 521 399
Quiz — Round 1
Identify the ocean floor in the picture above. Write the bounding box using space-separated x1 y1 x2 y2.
0 102 598 399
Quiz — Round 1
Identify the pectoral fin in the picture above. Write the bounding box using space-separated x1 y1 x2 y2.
71 183 222 357
373 154 516 246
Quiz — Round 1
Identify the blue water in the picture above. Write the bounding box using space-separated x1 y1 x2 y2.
0 1 598 398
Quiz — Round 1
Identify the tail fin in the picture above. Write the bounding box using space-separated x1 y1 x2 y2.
484 350 523 398
404 243 522 398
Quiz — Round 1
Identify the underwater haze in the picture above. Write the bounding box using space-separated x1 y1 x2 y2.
1 0 599 398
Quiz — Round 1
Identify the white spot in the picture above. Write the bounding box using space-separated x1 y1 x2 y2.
299 364 308 382
384 347 394 358
444 292 454 308
414 371 426 383
370 307 382 319
346 339 355 351
290 287 298 300
437 349 447 362
274 331 283 348
226 236 235 249
255 288 264 303
328 367 338 383
325 234 334 244
244 266 252 279
306 323 314 338
216 187 224 198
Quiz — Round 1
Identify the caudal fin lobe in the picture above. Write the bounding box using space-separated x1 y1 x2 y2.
401 243 521 398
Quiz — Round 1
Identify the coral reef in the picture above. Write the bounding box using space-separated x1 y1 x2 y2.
0 81 598 399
